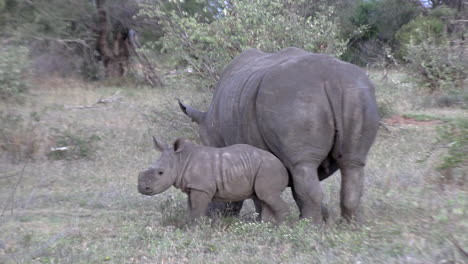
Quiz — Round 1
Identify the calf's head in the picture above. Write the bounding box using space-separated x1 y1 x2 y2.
138 137 186 195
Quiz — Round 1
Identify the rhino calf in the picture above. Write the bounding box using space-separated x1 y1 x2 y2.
138 137 290 224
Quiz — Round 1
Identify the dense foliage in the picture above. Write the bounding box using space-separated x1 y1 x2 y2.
0 0 465 94
341 0 421 65
396 6 466 92
141 0 353 82
0 45 29 100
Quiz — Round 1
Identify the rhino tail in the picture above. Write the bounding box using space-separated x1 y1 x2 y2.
324 81 343 161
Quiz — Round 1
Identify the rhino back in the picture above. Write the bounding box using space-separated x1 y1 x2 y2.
206 47 308 148
211 145 265 201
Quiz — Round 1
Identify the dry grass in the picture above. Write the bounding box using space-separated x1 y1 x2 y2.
0 71 466 264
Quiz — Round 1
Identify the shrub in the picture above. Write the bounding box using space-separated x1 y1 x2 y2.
141 0 351 83
341 0 420 66
0 111 42 163
395 6 465 93
395 16 445 53
395 5 457 58
0 45 30 101
402 37 466 92
47 128 101 160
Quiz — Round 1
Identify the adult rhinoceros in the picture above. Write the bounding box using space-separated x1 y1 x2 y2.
178 47 379 224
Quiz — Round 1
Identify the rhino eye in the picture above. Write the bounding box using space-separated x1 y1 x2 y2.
158 171 163 175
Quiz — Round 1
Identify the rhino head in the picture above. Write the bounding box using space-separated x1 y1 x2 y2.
178 99 215 146
137 137 185 196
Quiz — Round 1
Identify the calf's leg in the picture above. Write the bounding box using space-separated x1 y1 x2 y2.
259 195 289 225
189 190 212 223
252 197 263 221
260 202 274 223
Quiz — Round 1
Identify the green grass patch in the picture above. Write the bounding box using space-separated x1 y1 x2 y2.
1 71 467 264
437 118 468 169
402 113 441 122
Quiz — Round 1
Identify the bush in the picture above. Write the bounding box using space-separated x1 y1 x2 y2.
0 111 42 163
47 128 101 160
395 16 445 55
341 0 420 66
395 5 457 58
395 6 465 93
0 45 29 101
402 37 466 92
141 0 351 83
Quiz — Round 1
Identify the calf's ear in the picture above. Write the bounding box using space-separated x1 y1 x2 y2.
152 136 168 152
178 99 206 124
173 138 186 153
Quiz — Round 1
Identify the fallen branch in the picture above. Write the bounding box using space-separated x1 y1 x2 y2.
0 171 20 180
50 146 70 152
64 91 123 109
379 121 405 130
448 235 468 261
27 228 80 260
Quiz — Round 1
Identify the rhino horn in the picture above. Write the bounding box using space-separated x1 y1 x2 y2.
178 99 206 124
152 136 168 152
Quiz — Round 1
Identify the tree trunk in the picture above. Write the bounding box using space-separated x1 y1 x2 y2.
95 0 129 78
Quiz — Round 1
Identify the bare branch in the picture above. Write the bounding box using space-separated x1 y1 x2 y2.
448 235 468 261
127 29 163 87
0 171 20 180
26 228 80 260
64 91 123 109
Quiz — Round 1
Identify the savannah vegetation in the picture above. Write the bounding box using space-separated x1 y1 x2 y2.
0 0 467 263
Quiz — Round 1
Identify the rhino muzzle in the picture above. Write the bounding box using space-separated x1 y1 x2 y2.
137 171 156 195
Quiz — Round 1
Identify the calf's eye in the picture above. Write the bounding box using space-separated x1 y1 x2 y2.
158 171 163 175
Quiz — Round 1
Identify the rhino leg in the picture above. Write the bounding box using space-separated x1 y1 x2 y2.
260 202 274 223
259 196 289 225
226 201 244 217
321 204 329 222
189 190 212 222
340 165 364 222
290 184 303 214
252 197 263 221
291 178 328 222
291 162 324 224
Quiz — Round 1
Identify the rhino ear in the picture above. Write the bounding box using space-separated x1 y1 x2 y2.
178 99 206 124
173 138 186 153
152 136 168 152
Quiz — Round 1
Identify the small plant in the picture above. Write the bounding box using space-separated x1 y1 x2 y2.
158 193 188 227
437 118 467 170
0 111 42 163
0 45 30 101
402 114 440 122
47 128 101 160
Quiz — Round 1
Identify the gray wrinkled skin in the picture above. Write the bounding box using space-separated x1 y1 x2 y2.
179 47 380 224
138 137 290 224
